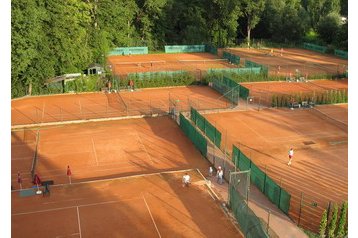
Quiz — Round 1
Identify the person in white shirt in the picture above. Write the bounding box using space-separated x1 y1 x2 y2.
209 166 213 177
288 148 294 166
182 173 191 187
217 167 223 184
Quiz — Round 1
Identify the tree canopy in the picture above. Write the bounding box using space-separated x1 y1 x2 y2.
11 0 348 98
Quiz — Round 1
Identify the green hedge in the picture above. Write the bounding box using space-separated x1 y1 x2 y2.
271 89 348 107
119 71 196 89
64 75 106 92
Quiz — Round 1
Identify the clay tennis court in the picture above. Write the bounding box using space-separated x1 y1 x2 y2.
12 170 242 238
11 86 230 126
228 47 348 76
241 79 348 107
107 52 237 77
203 105 347 232
11 116 214 189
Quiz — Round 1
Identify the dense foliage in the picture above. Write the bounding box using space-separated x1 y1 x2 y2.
12 0 348 98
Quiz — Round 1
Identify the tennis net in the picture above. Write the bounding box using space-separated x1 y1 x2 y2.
30 130 40 179
178 59 229 65
115 60 166 68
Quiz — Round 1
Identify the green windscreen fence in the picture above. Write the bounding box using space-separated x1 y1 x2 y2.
279 188 291 214
251 163 265 192
207 67 261 75
205 45 218 55
239 152 251 171
303 43 327 53
211 76 244 104
264 176 281 207
108 47 148 56
232 145 291 215
334 49 348 59
127 70 188 80
179 113 207 156
190 107 221 148
245 60 268 76
165 45 206 53
239 84 250 99
223 51 240 65
229 172 269 238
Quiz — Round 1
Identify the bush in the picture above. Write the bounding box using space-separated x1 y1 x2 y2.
336 201 348 238
319 210 328 238
120 72 196 89
328 204 338 238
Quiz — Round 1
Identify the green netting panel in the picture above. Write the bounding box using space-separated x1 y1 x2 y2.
190 107 197 123
279 188 291 215
239 84 250 99
108 47 148 56
222 52 240 65
264 176 280 207
165 45 206 53
212 77 239 105
205 45 218 55
229 184 268 237
179 113 207 156
196 113 206 132
238 152 251 171
251 163 265 193
303 43 327 53
334 49 348 59
205 120 221 148
232 145 241 165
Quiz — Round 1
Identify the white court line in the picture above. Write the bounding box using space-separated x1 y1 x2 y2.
142 194 162 238
136 131 154 164
41 102 45 122
11 168 195 192
91 138 99 166
13 197 145 216
76 206 82 238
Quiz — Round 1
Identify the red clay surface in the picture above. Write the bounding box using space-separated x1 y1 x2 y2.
11 86 230 126
241 79 348 107
228 47 348 76
11 116 213 189
241 79 348 94
107 52 237 77
12 171 242 238
203 105 347 232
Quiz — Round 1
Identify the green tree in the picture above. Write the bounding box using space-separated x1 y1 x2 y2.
135 0 167 49
317 12 342 44
336 201 348 238
96 0 139 47
44 0 93 74
328 204 338 238
11 0 47 97
240 0 265 46
319 209 328 238
208 0 241 47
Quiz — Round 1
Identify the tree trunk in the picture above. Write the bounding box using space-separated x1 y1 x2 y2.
247 24 251 48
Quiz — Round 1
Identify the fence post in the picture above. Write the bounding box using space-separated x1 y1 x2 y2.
298 192 304 227
263 165 267 193
267 209 271 234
